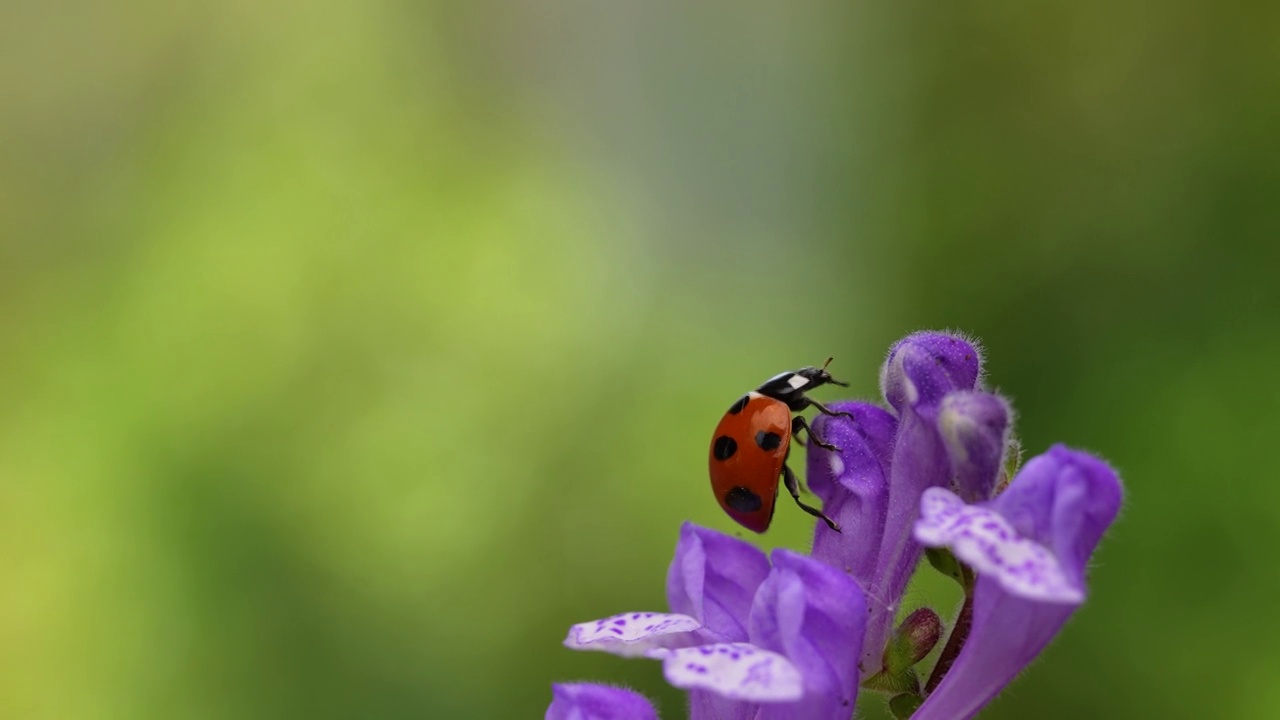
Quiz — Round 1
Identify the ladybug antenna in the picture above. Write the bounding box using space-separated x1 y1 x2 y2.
822 357 850 387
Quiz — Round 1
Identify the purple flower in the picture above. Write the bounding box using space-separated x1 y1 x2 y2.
807 332 1001 676
910 445 1122 719
551 331 1124 719
561 523 866 720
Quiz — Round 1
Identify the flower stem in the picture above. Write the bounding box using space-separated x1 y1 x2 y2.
924 592 973 694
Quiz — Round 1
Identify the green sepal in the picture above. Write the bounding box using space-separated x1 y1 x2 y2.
926 547 964 584
861 667 920 695
926 547 977 592
889 693 924 719
995 436 1023 495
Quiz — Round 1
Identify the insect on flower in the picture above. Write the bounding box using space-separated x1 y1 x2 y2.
708 358 851 533
552 332 1124 720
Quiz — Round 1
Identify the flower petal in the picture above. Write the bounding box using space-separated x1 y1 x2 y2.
663 643 804 702
915 488 1082 603
912 446 1123 720
990 444 1124 588
546 683 660 720
938 391 1011 502
806 401 897 504
748 550 866 720
807 402 897 587
667 522 771 642
565 612 705 657
687 690 754 720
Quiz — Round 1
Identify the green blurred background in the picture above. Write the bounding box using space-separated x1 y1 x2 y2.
2 1 1276 718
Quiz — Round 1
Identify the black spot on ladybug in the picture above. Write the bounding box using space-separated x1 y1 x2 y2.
728 395 750 415
724 486 762 512
755 431 782 451
713 436 738 461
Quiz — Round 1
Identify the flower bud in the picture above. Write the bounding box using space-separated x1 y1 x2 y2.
883 608 943 675
880 332 982 413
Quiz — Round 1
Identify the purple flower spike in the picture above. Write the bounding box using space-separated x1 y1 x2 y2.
667 522 771 642
938 391 1011 502
546 683 659 720
749 550 866 720
863 331 984 676
807 401 897 587
912 445 1123 720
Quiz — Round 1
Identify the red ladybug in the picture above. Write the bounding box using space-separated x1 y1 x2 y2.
708 358 851 534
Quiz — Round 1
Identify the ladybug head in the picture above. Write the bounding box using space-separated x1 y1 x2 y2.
797 357 849 388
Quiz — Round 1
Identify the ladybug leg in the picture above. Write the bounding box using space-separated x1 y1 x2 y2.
783 463 841 533
804 397 855 421
791 415 841 453
789 417 807 448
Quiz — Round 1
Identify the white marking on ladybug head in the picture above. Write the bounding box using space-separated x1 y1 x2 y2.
787 374 810 390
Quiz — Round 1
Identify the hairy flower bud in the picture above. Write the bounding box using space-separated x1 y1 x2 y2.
883 608 943 675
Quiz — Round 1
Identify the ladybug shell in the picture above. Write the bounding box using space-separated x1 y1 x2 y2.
708 392 792 533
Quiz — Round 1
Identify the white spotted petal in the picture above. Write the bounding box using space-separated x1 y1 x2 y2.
662 642 804 702
564 612 704 657
914 488 1084 604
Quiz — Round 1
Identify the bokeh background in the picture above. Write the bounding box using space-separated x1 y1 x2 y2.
2 1 1276 718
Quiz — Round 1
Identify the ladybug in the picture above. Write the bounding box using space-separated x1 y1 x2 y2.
708 358 851 534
